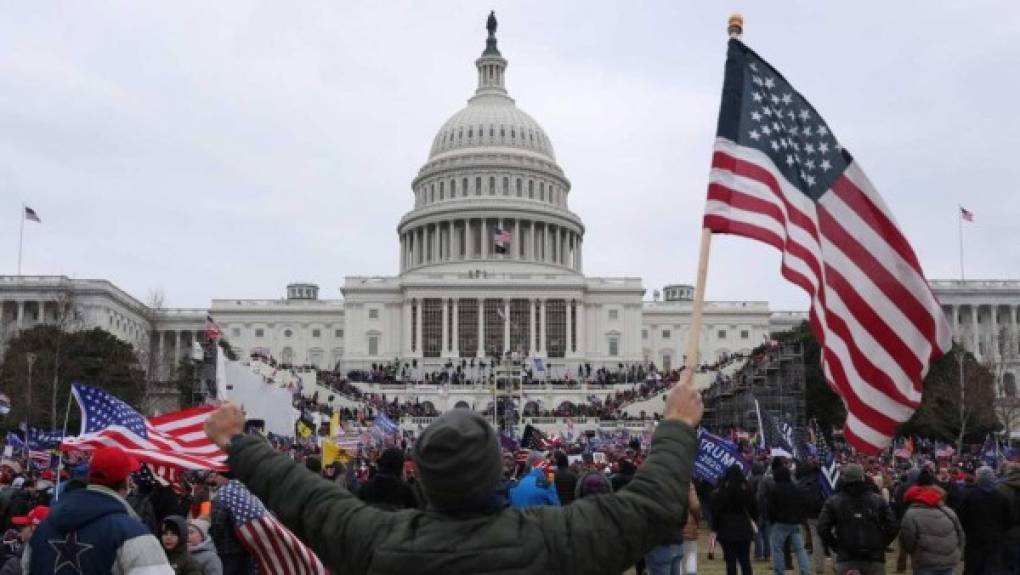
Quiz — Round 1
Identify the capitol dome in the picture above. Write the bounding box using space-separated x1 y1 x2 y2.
398 13 584 277
428 96 556 161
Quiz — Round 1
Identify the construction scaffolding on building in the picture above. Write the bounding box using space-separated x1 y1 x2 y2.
702 342 806 434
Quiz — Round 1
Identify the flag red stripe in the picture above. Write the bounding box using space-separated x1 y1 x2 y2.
817 203 938 358
830 175 923 275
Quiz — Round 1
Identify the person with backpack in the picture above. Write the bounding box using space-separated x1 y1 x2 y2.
898 468 964 575
817 463 898 575
795 461 826 575
997 462 1020 574
957 466 1009 575
892 467 921 573
768 465 810 575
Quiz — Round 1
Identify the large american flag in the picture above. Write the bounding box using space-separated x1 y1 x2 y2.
704 40 951 453
218 480 328 575
61 383 226 471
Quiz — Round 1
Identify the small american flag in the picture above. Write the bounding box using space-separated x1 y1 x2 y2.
493 228 511 254
959 206 974 222
28 450 52 470
218 480 328 575
704 39 951 453
61 384 226 471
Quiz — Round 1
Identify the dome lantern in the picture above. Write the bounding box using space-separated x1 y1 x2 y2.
475 11 508 97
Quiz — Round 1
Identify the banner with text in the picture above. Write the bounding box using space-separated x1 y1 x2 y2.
694 428 749 484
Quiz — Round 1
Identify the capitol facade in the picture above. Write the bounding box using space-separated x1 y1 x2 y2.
0 20 1017 402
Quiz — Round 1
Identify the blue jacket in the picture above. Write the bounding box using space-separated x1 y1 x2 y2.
26 485 172 575
510 468 561 508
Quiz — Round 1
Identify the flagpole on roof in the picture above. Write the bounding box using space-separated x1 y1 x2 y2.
17 203 24 275
684 14 742 382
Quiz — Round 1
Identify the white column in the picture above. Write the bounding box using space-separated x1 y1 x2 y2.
545 225 552 263
576 300 586 357
561 229 567 265
950 305 958 340
452 299 460 356
441 299 449 354
971 305 979 356
415 300 423 355
432 224 438 262
503 299 510 353
1012 305 1018 354
477 299 485 357
530 221 536 261
514 219 521 259
454 221 461 260
468 220 474 258
566 300 573 356
577 236 583 272
158 330 165 380
992 305 1000 359
529 299 537 354
173 331 181 376
481 219 488 259
400 234 406 270
402 300 412 355
539 299 547 353
16 301 24 329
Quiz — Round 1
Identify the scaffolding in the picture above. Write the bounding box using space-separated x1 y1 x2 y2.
702 342 806 434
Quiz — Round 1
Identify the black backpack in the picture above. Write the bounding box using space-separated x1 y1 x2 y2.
835 494 885 554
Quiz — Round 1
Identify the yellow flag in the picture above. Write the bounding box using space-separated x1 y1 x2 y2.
296 420 313 439
329 412 341 438
322 440 339 466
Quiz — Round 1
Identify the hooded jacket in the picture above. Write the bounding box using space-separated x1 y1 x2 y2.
226 419 698 575
509 468 561 509
161 516 202 575
899 485 964 569
24 484 173 575
187 520 223 575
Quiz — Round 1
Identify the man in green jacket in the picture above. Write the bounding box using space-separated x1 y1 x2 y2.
204 370 703 575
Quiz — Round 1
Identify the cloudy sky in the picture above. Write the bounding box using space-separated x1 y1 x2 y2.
1 2 1017 310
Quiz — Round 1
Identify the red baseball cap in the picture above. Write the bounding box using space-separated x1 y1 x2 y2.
11 505 49 527
88 446 140 487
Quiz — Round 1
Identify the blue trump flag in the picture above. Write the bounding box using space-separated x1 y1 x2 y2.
694 428 749 484
374 412 400 435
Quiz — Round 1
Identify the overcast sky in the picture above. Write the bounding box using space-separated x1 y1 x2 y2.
1 2 1017 310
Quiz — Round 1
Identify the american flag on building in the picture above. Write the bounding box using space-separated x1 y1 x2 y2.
205 314 221 342
217 480 328 575
61 384 226 471
493 228 511 254
703 39 951 453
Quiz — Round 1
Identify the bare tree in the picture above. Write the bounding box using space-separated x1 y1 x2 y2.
49 286 81 428
989 325 1020 441
137 290 165 414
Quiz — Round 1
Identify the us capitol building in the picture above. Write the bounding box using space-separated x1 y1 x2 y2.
1 17 1018 401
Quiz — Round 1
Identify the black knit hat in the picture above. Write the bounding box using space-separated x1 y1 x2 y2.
413 410 502 512
378 447 405 476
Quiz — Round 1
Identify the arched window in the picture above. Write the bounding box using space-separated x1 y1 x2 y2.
516 178 522 197
489 177 495 195
475 177 482 196
439 181 444 200
450 179 456 198
462 178 468 197
528 180 534 198
502 177 509 195
430 184 435 203
489 125 494 138
539 182 545 201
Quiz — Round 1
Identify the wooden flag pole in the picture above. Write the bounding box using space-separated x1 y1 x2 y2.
683 15 742 385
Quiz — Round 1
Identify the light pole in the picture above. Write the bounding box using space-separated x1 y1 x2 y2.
25 352 36 436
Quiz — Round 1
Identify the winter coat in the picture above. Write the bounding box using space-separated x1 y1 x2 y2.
957 482 1010 548
553 468 578 505
226 420 698 575
998 466 1020 544
899 485 964 570
24 484 173 574
769 478 806 525
711 482 758 543
796 472 825 519
817 480 898 564
188 536 223 575
356 473 419 510
509 468 561 508
0 547 21 575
